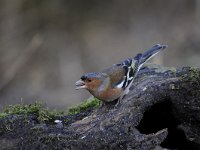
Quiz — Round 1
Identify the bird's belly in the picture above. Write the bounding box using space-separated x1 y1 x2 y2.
93 88 123 102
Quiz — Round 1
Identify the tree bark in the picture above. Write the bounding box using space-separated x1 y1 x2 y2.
68 65 200 149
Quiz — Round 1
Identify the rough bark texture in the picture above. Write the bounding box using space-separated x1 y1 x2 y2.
0 65 200 150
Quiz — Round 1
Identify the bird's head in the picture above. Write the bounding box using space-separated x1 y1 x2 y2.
75 73 107 92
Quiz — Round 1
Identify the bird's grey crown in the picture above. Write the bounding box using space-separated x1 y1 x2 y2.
81 72 105 80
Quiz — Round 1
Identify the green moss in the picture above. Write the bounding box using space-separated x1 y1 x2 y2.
67 97 100 115
0 102 65 122
0 98 101 122
3 102 41 115
38 108 64 122
0 112 8 118
188 67 200 80
182 67 200 82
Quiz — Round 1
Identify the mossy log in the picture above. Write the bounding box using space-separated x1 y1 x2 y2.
0 65 200 150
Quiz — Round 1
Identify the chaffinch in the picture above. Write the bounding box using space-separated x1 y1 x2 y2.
75 44 167 103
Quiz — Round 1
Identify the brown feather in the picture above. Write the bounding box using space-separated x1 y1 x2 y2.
102 65 125 88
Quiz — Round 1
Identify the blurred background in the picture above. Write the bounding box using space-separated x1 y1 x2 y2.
0 0 200 110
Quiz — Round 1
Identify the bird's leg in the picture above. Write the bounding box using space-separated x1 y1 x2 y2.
115 95 124 107
115 98 121 107
125 88 130 95
115 87 130 107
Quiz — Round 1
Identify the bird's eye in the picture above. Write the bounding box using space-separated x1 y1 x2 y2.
87 79 92 82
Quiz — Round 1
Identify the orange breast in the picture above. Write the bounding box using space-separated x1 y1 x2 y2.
96 88 123 102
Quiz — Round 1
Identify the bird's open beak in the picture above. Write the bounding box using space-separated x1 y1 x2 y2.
75 79 86 90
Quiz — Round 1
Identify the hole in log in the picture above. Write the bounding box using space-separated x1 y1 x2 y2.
136 100 199 150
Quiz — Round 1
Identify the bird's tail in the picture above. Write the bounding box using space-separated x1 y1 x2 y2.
134 44 167 67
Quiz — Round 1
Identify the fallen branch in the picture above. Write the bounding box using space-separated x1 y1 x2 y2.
0 65 200 150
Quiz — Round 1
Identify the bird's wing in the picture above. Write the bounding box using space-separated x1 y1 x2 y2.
102 65 125 88
102 58 139 89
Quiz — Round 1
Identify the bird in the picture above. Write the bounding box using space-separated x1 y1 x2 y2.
75 44 167 104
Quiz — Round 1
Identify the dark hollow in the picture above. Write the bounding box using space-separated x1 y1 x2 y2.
136 100 200 150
